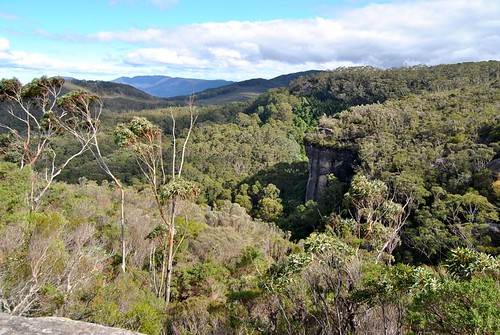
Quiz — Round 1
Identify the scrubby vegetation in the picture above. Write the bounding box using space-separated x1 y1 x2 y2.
0 61 499 334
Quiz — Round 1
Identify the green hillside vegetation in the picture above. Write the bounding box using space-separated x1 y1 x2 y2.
306 87 499 261
174 70 322 105
0 61 499 334
63 79 175 111
290 61 500 117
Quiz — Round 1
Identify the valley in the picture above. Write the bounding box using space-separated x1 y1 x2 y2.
0 61 499 335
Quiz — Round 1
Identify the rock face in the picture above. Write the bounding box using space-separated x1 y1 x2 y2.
486 158 500 244
305 143 357 202
486 158 500 177
0 313 144 335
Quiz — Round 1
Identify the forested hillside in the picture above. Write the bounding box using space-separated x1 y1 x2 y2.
0 61 499 334
63 78 175 111
174 70 322 105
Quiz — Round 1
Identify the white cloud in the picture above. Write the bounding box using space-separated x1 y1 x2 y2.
0 38 69 71
0 37 135 82
92 28 164 43
0 37 10 51
87 0 500 74
125 48 209 67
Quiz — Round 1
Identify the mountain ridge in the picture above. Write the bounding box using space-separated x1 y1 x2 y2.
63 78 173 111
64 70 324 107
169 70 323 105
111 75 234 98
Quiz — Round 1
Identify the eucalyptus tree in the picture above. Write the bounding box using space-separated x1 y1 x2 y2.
115 101 198 305
344 174 411 263
0 77 97 211
0 77 127 272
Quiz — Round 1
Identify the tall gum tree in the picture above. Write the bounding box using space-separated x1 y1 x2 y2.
0 77 97 211
115 99 198 305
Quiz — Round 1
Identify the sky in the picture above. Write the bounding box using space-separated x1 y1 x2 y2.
0 0 499 83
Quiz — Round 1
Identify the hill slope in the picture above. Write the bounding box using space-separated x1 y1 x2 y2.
63 78 173 111
170 70 323 105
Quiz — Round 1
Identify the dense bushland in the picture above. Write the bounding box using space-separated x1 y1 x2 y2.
1 61 499 334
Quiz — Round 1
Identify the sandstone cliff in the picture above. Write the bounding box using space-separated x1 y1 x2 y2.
305 143 357 202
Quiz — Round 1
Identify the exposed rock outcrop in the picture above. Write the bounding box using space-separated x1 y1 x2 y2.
305 143 357 202
0 313 144 335
486 158 500 244
486 158 500 177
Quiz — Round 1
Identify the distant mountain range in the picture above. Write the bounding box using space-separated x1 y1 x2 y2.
111 75 234 98
62 70 323 110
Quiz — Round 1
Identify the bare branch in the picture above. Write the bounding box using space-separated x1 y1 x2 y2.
178 95 198 178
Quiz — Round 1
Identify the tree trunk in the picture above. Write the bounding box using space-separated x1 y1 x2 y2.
165 197 177 306
119 186 126 273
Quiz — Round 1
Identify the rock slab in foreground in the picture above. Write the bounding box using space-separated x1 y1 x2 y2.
0 313 144 335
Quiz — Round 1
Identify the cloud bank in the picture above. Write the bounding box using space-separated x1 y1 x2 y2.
2 0 499 81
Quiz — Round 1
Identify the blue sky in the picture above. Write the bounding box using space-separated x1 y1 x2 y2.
1 0 499 83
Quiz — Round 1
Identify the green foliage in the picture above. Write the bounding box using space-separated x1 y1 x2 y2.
408 278 500 335
445 247 499 280
291 61 500 117
493 178 500 204
165 297 230 335
355 263 438 306
115 116 162 150
0 76 108 211
233 181 287 222
239 161 309 214
0 77 22 100
307 84 500 259
88 271 165 335
407 188 499 260
29 210 67 235
234 246 265 273
234 193 252 213
2 62 500 333
245 88 297 124
176 260 231 299
159 178 200 203
265 252 312 289
345 174 388 224
0 76 65 105
0 132 24 164
39 283 65 315
185 114 302 206
281 200 326 240
57 90 100 110
0 162 31 226
255 197 283 222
